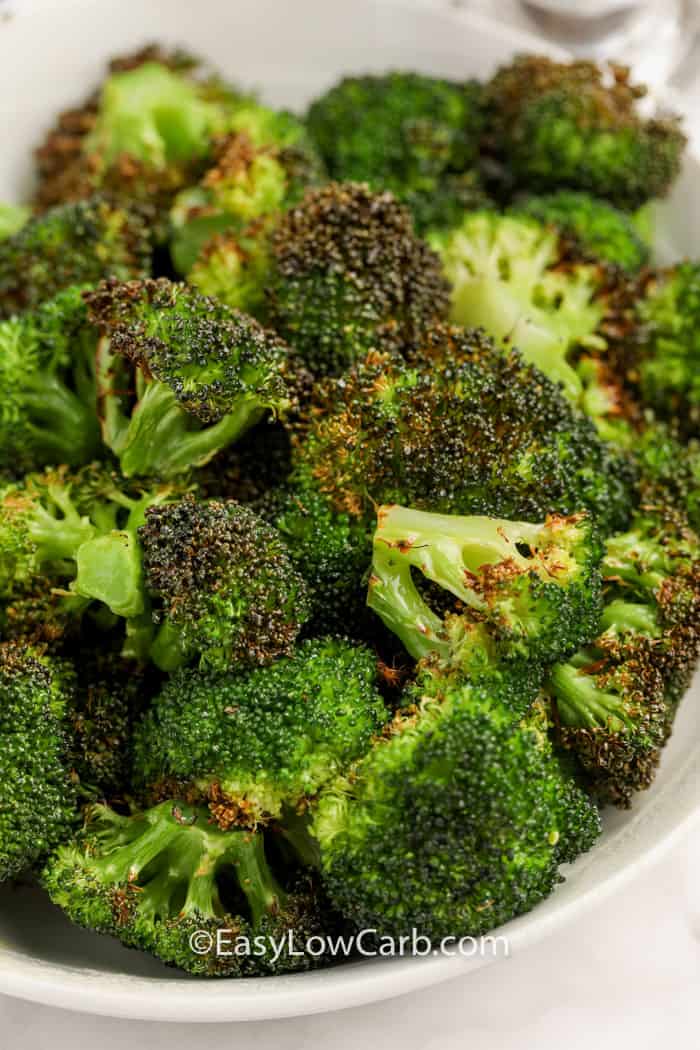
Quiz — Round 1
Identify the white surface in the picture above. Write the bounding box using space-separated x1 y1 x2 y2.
2 0 700 1043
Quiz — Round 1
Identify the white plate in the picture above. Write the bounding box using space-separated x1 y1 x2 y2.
0 0 698 1022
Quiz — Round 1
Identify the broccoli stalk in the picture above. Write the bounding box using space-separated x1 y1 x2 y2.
367 503 603 669
42 801 327 976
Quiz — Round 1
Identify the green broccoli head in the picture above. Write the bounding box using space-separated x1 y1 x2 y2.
428 209 633 402
0 644 77 881
296 328 634 535
137 497 310 672
485 56 685 209
265 182 451 376
633 421 700 532
311 667 600 939
133 637 386 825
306 72 488 231
368 503 603 670
0 285 101 473
86 278 292 478
42 801 329 976
0 197 152 318
514 191 650 273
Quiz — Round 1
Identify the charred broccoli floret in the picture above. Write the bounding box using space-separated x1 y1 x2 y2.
86 278 291 478
264 182 450 376
368 503 603 670
309 666 600 939
0 644 77 881
306 73 487 231
133 637 386 825
0 286 101 473
0 197 151 318
138 497 310 672
295 328 634 534
485 56 685 209
42 800 328 976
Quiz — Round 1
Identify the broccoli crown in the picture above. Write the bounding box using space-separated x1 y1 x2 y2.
170 130 323 278
312 668 600 939
138 497 310 672
297 328 634 534
86 277 291 478
428 210 631 402
0 644 77 880
0 285 101 473
633 421 700 532
266 181 450 376
485 56 685 209
0 203 30 241
42 800 328 976
0 197 152 318
514 191 649 273
133 637 386 825
368 503 603 669
632 265 700 432
262 463 373 638
306 73 487 231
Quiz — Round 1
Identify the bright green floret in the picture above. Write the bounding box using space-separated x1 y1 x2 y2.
0 644 77 881
0 286 101 473
42 800 328 976
368 503 603 670
86 277 291 478
310 667 600 939
133 637 386 824
0 196 152 318
306 72 488 231
485 56 685 210
515 191 649 272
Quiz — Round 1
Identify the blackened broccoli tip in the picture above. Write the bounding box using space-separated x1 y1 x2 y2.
139 497 311 672
85 277 292 478
265 181 451 376
485 55 686 209
310 669 600 939
0 285 102 473
133 636 387 825
0 196 152 318
0 643 78 881
306 72 488 232
41 800 328 976
296 327 634 535
368 502 604 670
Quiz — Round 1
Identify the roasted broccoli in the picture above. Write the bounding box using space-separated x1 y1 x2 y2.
86 277 292 478
0 202 30 241
485 56 685 209
306 72 488 231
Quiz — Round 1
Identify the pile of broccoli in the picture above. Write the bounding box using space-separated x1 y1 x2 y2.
0 46 697 978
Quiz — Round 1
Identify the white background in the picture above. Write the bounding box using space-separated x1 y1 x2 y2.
3 1 700 1044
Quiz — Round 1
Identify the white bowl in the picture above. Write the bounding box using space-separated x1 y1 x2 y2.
1 0 699 1023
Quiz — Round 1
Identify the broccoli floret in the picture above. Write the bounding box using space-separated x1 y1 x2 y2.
485 56 685 209
133 637 386 825
514 191 649 273
0 286 101 473
633 421 700 532
0 197 152 318
264 182 450 376
306 73 488 231
626 265 700 434
0 644 77 880
309 667 600 939
296 328 634 535
368 503 603 670
0 203 30 241
428 210 631 402
42 800 328 976
86 277 291 478
137 497 310 672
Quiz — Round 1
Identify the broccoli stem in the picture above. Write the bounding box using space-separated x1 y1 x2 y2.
599 599 660 637
549 662 629 733
149 619 190 672
27 486 96 565
23 374 101 465
603 533 667 594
